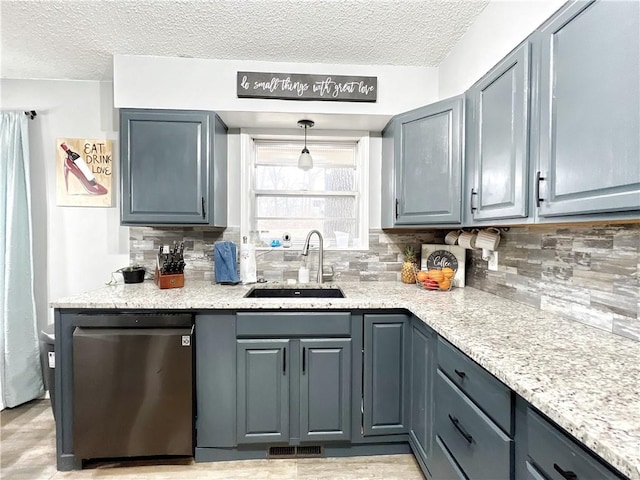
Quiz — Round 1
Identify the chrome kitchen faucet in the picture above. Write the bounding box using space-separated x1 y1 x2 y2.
301 230 324 283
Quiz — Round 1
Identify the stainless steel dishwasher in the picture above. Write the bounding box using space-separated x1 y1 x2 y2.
72 314 193 460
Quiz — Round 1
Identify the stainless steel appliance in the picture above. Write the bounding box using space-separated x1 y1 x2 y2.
72 314 193 460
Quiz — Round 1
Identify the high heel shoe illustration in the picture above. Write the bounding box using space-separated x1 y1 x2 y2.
60 143 108 195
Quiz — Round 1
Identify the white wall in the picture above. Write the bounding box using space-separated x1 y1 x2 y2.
113 55 440 130
1 79 129 329
438 0 566 99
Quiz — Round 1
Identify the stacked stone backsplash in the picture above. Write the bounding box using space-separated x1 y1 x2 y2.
467 223 639 341
129 227 443 283
129 223 639 342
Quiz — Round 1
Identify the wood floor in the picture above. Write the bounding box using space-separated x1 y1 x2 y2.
1 399 426 479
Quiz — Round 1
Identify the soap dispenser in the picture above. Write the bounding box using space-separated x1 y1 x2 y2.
298 256 310 284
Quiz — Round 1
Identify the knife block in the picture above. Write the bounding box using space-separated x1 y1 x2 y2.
154 267 185 289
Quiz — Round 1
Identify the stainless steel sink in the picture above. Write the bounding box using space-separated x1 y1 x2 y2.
244 287 345 298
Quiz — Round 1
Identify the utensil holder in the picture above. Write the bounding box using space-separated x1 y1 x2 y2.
154 267 184 289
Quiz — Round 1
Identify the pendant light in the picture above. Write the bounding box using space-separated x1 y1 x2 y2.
297 119 314 171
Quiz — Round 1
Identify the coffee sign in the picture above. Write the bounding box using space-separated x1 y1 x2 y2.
237 71 377 102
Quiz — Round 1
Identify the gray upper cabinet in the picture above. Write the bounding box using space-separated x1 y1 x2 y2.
535 0 640 217
120 109 227 226
363 314 410 436
382 95 464 226
467 41 531 222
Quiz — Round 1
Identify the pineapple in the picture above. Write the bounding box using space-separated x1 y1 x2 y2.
401 245 417 284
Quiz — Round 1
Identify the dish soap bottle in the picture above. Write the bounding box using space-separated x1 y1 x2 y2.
240 236 257 284
298 257 310 284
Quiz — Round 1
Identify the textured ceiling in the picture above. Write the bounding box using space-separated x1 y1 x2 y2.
1 0 488 81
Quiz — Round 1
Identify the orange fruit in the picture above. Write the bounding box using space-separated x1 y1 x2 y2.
416 270 428 282
442 267 455 279
427 269 444 282
439 279 451 290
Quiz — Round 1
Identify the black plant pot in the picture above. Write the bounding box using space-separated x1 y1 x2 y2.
121 268 145 284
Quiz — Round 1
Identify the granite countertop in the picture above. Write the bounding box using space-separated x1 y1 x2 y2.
51 280 640 479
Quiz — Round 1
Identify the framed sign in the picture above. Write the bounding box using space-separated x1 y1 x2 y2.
56 138 113 207
237 71 377 102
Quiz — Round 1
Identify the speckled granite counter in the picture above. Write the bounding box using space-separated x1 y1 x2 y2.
51 281 640 479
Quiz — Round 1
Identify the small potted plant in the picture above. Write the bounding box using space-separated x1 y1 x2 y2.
119 265 146 284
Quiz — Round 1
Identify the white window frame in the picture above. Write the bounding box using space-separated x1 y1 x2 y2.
240 128 369 251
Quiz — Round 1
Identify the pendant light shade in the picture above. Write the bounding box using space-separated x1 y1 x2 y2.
297 119 314 171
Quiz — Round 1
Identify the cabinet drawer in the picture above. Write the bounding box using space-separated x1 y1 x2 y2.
436 370 512 480
236 312 351 337
527 409 622 480
430 435 467 480
438 337 512 433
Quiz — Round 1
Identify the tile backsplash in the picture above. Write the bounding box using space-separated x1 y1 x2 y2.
467 223 639 341
129 226 443 283
130 222 639 342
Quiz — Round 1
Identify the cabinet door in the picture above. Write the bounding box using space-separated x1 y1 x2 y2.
469 42 530 221
120 109 211 225
536 0 640 217
395 96 464 225
410 321 435 469
236 339 290 444
299 339 351 442
363 314 410 436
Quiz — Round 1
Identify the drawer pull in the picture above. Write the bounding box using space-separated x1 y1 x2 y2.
448 414 473 444
553 463 578 480
454 369 466 379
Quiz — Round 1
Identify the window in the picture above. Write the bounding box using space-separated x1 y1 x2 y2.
241 130 369 250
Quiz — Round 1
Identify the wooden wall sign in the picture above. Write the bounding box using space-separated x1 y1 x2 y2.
56 138 113 207
237 71 377 102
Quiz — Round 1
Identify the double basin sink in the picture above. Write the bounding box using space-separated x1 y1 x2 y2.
244 287 345 298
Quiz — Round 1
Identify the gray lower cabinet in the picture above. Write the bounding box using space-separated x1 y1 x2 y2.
363 314 410 436
466 41 531 223
409 318 435 476
120 109 227 226
236 337 352 445
382 96 464 227
435 370 512 479
299 339 352 442
522 408 623 480
236 339 290 444
535 0 640 217
431 337 514 479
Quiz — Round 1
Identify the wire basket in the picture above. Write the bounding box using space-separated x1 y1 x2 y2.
414 266 456 291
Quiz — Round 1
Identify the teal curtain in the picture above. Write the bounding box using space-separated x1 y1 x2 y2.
0 112 44 408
